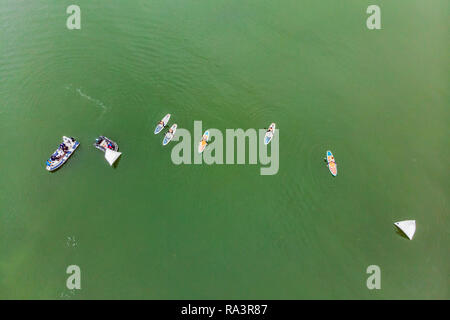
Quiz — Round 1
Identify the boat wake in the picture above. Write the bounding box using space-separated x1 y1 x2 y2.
76 88 109 117
65 84 109 118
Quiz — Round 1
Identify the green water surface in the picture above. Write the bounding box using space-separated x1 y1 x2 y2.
0 0 448 299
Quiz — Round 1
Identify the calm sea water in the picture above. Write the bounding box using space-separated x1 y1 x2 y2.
0 0 448 299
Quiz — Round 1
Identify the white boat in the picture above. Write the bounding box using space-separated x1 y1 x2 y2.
394 220 416 240
94 136 119 152
46 136 80 171
105 148 122 166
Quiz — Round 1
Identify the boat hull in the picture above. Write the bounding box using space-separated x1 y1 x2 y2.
46 139 80 171
94 136 119 152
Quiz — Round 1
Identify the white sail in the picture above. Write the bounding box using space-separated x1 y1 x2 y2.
394 220 416 240
105 149 122 166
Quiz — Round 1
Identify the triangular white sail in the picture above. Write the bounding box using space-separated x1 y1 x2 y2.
394 220 416 240
105 149 122 166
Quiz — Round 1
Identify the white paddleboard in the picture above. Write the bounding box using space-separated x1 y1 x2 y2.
198 130 210 153
394 220 416 240
264 123 276 145
154 114 171 134
163 124 177 146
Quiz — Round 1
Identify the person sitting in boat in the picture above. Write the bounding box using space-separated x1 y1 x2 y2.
158 120 165 127
51 152 62 161
168 127 174 134
60 143 69 152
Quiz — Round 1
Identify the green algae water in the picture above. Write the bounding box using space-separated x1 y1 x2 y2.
0 0 448 299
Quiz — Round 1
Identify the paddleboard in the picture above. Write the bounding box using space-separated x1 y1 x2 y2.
163 124 177 146
46 136 80 171
264 123 276 145
326 150 337 176
154 114 171 134
198 130 210 153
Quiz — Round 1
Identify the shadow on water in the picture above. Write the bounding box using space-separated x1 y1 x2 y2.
112 154 122 169
394 226 410 240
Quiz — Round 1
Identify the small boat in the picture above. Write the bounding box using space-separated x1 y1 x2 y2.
93 136 121 166
154 114 171 134
264 123 276 145
46 136 80 171
394 220 416 240
198 130 210 153
94 136 119 152
326 150 337 176
163 124 177 146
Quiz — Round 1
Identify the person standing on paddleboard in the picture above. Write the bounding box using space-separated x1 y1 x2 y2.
200 136 208 149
